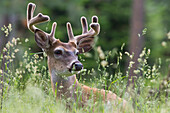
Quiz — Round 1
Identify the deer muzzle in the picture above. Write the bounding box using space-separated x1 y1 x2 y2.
69 61 83 72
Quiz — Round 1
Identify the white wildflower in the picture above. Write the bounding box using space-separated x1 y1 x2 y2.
26 64 30 69
147 49 150 55
8 24 12 32
24 51 28 57
119 52 122 60
161 41 167 47
140 48 146 58
144 59 147 64
138 58 142 63
13 77 16 81
17 38 20 41
0 69 3 73
6 42 10 49
129 61 135 68
9 59 13 62
134 70 140 74
147 69 151 74
10 43 14 47
11 53 15 58
84 53 92 58
125 51 130 56
97 46 105 60
14 49 19 53
19 75 22 79
152 65 156 72
12 38 17 45
101 60 108 67
99 53 105 60
43 52 47 57
25 38 29 42
59 86 63 89
3 48 7 52
34 54 39 59
97 46 103 53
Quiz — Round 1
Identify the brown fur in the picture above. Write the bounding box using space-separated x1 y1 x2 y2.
27 2 127 110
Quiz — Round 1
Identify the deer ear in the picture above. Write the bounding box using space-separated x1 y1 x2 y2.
75 16 100 53
35 29 50 50
77 37 94 53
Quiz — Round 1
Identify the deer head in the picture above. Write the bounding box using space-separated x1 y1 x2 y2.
26 4 129 110
27 3 100 77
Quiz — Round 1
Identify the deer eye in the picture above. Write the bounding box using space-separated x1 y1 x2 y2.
54 50 62 55
54 48 64 55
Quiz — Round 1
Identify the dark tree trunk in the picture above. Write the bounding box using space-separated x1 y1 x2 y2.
128 0 145 86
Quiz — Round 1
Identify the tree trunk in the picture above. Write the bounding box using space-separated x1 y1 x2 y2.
128 0 145 86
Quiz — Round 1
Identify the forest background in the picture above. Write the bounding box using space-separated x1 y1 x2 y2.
0 0 170 112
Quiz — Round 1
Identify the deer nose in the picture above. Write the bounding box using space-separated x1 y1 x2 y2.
74 63 83 71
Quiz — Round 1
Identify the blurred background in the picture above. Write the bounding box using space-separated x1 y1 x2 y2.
0 0 170 79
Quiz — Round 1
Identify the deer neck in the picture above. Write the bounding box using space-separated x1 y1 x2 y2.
48 60 78 99
51 71 78 91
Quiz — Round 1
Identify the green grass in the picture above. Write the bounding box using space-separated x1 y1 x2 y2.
1 85 68 113
0 33 170 112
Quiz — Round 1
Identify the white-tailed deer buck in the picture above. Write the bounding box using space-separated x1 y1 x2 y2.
27 3 126 109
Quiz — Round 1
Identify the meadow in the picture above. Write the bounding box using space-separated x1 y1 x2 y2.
0 25 169 113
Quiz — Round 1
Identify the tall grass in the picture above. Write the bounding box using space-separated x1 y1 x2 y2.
0 25 170 113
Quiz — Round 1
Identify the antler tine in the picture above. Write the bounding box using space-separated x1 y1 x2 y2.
27 3 35 21
27 3 50 33
50 22 57 37
89 16 100 35
75 16 100 42
67 22 75 42
81 16 88 34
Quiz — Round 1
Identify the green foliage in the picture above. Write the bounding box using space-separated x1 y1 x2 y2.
0 35 169 112
0 0 170 112
1 85 67 113
146 0 170 71
0 0 169 73
13 0 131 71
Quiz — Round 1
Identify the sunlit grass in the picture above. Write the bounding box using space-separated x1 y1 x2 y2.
0 26 170 113
1 85 68 113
